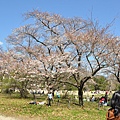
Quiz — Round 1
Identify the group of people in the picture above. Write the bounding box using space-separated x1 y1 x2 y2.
90 91 108 104
48 90 120 119
90 90 120 120
29 90 60 107
47 90 60 106
29 89 120 119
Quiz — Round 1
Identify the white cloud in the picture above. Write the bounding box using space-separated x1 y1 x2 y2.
0 41 3 45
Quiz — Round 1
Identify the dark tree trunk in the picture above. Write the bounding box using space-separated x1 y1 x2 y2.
20 89 24 98
32 92 36 100
19 89 28 98
78 76 91 106
78 87 83 106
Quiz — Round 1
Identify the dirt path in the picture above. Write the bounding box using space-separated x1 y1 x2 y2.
0 115 42 120
0 115 18 120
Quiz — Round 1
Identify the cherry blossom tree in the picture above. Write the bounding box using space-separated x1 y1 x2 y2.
0 48 41 97
104 37 120 83
6 10 118 106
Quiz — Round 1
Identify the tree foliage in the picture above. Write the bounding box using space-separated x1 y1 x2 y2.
0 10 119 105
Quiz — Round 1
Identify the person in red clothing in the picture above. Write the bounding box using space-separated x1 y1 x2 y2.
99 96 106 106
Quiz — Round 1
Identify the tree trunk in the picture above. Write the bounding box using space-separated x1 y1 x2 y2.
77 77 91 106
20 89 24 98
78 87 83 106
32 92 36 100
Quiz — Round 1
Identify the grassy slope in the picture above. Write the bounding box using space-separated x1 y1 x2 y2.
0 94 109 120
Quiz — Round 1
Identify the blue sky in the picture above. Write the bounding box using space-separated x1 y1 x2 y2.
0 0 120 50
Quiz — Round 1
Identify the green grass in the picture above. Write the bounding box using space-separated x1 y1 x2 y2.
0 93 109 120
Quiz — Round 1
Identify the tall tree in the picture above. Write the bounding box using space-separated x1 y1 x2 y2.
6 10 118 106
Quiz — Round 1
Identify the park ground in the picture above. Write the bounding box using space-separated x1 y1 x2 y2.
0 92 111 120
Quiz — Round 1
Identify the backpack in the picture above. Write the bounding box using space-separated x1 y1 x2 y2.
110 91 120 116
106 108 120 120
107 91 120 120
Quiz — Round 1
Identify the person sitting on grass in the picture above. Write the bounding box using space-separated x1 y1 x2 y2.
90 95 95 102
99 96 106 106
29 101 37 105
29 100 47 105
37 101 47 105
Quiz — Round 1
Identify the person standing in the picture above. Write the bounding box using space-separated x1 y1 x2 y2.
56 90 60 104
48 91 53 106
105 91 108 104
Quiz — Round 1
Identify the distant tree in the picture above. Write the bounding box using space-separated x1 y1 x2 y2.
93 75 108 91
0 49 41 98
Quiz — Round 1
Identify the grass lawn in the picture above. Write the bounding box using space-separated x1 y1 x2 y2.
0 93 109 120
